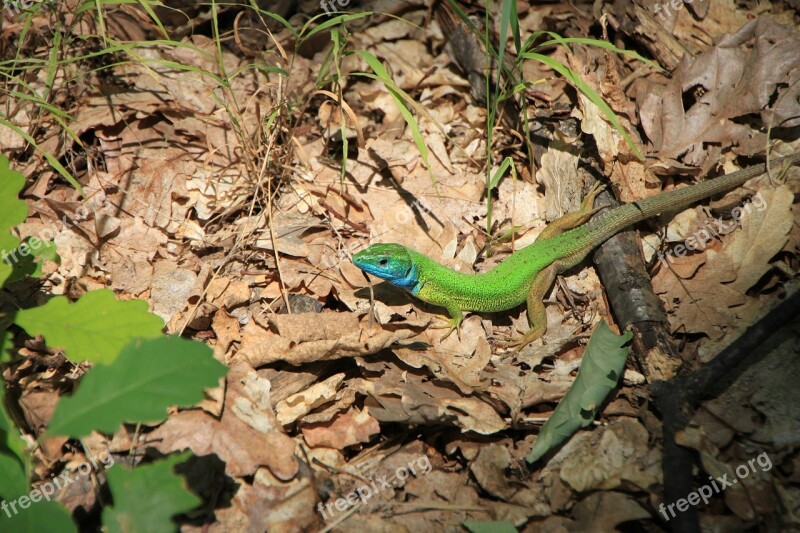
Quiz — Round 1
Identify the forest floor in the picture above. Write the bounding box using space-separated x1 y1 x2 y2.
1 0 800 531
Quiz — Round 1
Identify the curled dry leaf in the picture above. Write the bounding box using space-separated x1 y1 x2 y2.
557 417 662 492
639 17 800 165
275 373 346 426
148 362 297 479
238 311 429 367
653 185 793 339
301 408 381 449
351 376 506 435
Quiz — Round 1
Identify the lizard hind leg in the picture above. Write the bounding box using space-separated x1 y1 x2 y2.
536 182 606 241
500 263 560 350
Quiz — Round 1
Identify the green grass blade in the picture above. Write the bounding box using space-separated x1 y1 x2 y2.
521 52 644 161
354 51 433 181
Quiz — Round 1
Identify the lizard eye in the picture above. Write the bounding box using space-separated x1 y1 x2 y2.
378 258 388 266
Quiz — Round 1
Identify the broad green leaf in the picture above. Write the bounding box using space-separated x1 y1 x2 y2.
45 336 227 439
0 155 28 288
0 327 12 362
463 520 518 533
0 401 28 500
5 237 60 284
0 499 76 533
526 320 631 463
0 155 28 232
0 232 21 288
15 289 164 364
103 453 200 533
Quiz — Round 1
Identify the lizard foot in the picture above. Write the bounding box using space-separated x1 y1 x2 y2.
430 316 462 342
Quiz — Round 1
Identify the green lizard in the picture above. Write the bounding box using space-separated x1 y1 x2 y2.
352 153 800 348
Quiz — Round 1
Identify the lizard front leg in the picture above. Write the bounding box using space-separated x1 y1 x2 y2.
430 304 465 342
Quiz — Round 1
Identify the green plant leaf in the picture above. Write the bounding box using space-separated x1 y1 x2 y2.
0 327 12 363
4 237 60 284
0 499 77 533
536 36 663 72
14 289 164 364
0 155 28 287
103 452 200 533
301 12 372 40
354 51 433 182
0 233 21 288
45 336 227 439
526 320 631 464
463 520 518 533
0 401 29 500
0 155 28 232
486 157 517 233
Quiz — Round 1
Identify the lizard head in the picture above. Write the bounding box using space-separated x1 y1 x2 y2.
352 243 417 290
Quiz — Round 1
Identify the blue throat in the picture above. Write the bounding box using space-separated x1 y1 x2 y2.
389 263 420 295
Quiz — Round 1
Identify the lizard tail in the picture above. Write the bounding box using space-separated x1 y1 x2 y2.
580 152 800 247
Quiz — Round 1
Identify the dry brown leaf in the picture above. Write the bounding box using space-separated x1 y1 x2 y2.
148 362 298 479
230 470 319 532
238 311 428 367
571 491 651 530
537 145 582 220
352 376 506 435
149 260 202 323
206 277 250 309
653 186 793 338
101 216 167 296
639 17 800 164
723 187 793 292
654 249 744 338
470 444 516 499
301 408 381 449
557 417 662 492
275 373 346 426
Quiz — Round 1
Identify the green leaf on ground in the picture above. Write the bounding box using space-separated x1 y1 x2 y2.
45 336 227 439
14 289 164 364
0 401 29 500
0 500 77 533
0 155 28 232
526 320 631 463
0 233 21 289
103 452 200 533
5 237 61 284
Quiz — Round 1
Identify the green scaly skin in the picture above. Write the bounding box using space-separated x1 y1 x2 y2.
352 153 800 347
